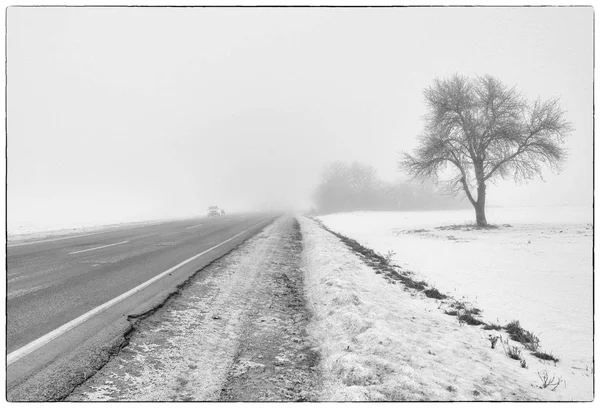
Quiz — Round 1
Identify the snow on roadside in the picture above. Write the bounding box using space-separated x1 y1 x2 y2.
299 216 560 401
316 206 592 401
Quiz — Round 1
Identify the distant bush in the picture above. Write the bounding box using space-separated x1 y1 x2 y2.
537 370 564 390
507 346 522 360
504 320 540 351
382 250 396 265
399 276 427 290
436 223 500 231
424 287 447 300
444 300 483 325
499 337 523 361
532 351 560 363
458 311 484 326
482 323 503 331
450 301 481 315
403 229 428 234
488 335 500 349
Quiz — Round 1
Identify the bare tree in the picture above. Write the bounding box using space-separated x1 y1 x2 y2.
400 74 572 226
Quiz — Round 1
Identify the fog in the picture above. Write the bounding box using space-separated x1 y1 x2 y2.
7 7 593 231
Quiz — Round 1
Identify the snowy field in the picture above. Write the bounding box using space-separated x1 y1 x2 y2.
302 216 551 401
318 206 593 401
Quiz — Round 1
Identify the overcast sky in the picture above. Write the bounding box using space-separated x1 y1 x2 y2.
7 6 593 230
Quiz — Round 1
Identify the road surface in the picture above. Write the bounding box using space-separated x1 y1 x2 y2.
66 216 320 402
7 213 275 401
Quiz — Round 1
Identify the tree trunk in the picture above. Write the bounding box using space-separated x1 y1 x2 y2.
475 201 487 226
474 182 487 226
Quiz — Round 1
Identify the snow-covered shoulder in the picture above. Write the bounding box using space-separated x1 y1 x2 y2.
299 216 568 401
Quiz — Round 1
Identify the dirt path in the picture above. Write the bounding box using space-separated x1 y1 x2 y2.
219 218 320 401
66 216 320 401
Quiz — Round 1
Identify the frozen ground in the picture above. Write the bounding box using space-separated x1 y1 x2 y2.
318 206 593 401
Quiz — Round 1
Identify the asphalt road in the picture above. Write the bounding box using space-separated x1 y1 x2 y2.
6 213 275 401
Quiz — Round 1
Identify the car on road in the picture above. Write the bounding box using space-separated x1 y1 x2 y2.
208 206 225 217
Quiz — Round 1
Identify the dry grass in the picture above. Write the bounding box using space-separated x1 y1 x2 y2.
504 321 540 351
423 287 447 300
483 323 503 331
532 351 560 363
435 224 511 231
311 218 442 297
458 311 485 326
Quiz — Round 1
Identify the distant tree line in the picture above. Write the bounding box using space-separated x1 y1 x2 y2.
312 161 468 215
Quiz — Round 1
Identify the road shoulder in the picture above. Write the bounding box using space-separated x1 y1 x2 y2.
219 217 320 401
67 216 320 401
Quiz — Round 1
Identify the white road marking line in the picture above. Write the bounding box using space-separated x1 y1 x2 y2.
8 283 54 300
185 223 204 230
8 275 28 284
7 222 262 366
69 241 130 255
7 231 110 248
7 219 173 248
